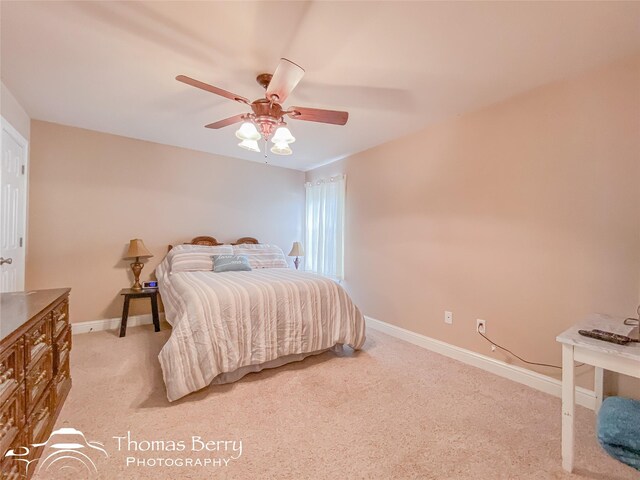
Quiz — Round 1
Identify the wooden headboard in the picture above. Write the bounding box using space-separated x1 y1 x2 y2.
168 236 259 252
232 237 259 245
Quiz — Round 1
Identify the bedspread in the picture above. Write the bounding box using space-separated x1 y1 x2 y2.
156 261 366 401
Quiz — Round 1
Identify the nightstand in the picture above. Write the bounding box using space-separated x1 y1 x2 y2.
119 288 160 337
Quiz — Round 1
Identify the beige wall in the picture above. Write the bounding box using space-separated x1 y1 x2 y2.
307 56 640 396
27 121 304 322
1 81 30 140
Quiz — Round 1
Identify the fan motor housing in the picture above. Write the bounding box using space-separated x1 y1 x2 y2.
251 99 283 119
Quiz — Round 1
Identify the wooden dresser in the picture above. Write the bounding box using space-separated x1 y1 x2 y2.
0 289 72 479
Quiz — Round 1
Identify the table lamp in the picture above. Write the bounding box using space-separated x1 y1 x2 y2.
124 239 153 291
288 242 304 270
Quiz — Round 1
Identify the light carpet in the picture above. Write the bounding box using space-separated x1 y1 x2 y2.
34 324 637 480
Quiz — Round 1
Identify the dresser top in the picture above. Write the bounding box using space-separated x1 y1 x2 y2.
0 288 70 342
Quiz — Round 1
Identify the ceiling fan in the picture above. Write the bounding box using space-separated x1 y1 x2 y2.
176 58 349 156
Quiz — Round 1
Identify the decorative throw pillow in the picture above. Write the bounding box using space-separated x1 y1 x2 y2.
170 245 233 273
212 255 252 273
231 244 289 269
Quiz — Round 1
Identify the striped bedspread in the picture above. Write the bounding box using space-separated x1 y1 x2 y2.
157 262 366 401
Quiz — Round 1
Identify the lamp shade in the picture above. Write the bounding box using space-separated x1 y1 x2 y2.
124 239 153 259
288 242 304 257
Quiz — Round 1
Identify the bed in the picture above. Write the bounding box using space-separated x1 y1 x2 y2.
157 236 366 401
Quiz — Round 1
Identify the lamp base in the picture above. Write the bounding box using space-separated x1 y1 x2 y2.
294 257 300 270
130 260 144 291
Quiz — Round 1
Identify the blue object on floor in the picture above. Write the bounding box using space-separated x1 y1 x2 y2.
597 396 640 471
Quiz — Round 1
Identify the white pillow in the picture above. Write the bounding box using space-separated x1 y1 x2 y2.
231 244 288 269
169 244 233 273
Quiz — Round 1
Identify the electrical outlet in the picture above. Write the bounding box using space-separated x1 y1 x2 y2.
476 319 486 334
444 311 453 325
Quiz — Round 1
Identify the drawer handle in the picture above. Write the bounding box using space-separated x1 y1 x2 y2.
36 407 48 423
0 417 15 439
59 341 70 353
56 312 66 321
0 368 14 385
32 333 47 346
32 369 47 388
6 465 19 480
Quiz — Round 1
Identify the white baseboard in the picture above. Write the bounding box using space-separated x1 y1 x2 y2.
72 313 165 335
72 313 595 409
365 316 596 411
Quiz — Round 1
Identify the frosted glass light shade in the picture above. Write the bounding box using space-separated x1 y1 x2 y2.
235 122 261 141
271 142 292 155
271 126 295 144
238 139 260 152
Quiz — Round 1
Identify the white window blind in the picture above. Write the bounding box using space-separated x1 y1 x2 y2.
304 175 345 279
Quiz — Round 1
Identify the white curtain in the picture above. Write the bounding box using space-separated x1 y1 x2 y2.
305 175 345 279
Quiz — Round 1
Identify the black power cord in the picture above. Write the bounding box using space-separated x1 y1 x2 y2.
623 304 640 341
476 305 640 369
477 326 585 369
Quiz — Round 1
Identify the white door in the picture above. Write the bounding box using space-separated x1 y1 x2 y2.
0 117 28 292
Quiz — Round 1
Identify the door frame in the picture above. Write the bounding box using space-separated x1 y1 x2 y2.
0 115 29 291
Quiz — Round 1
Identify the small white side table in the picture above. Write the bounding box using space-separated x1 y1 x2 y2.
556 314 640 473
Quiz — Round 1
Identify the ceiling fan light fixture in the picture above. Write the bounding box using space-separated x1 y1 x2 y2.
271 141 293 156
177 58 349 162
235 121 261 141
271 126 295 144
238 139 261 152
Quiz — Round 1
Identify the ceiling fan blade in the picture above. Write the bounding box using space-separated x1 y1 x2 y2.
176 75 249 104
265 58 305 104
205 114 246 129
288 106 349 126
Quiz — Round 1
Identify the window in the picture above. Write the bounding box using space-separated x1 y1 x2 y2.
304 175 345 279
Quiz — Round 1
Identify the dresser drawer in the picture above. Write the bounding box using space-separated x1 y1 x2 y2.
25 349 52 415
53 326 71 376
0 459 22 480
51 298 69 340
0 342 23 407
1 430 25 480
27 386 53 447
53 355 71 409
25 314 52 371
0 388 23 457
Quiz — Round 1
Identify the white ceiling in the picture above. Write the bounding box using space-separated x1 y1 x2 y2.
2 1 640 171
